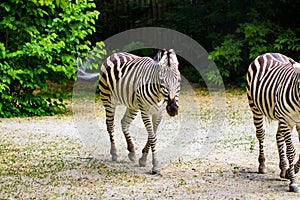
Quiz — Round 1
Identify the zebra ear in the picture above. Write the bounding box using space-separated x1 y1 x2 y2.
154 49 167 61
168 49 179 68
290 59 300 74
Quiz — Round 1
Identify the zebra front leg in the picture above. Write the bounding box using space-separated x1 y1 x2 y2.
121 108 138 162
139 137 159 174
295 156 300 174
282 123 298 192
140 113 160 174
285 141 298 192
139 113 162 171
148 135 160 174
139 140 150 167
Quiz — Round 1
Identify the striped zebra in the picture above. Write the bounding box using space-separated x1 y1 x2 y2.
246 53 300 192
77 49 181 174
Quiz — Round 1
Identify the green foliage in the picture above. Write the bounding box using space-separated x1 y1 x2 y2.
274 29 300 52
0 0 99 117
209 6 300 86
208 35 243 84
237 21 270 59
82 41 107 71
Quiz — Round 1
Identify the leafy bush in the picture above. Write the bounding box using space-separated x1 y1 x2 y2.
0 0 99 117
208 35 243 84
209 15 300 86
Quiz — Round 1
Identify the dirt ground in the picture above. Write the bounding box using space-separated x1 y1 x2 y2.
1 81 300 199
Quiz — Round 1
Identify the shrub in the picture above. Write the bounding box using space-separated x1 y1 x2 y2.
0 0 99 117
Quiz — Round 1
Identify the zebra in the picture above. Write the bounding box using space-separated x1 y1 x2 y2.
246 52 300 192
77 49 181 174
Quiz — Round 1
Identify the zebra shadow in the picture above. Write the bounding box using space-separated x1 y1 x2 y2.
237 166 290 192
79 153 159 175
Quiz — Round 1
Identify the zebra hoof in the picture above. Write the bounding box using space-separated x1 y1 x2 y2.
128 152 136 162
112 155 118 162
289 184 298 193
139 158 147 167
258 167 267 174
151 168 161 175
280 169 288 179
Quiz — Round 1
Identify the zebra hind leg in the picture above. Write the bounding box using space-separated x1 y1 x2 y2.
121 108 138 162
281 122 298 192
104 102 118 161
276 125 288 179
294 124 300 174
252 111 267 174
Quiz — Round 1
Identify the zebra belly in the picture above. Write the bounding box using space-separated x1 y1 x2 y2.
287 113 300 126
111 90 139 110
274 108 300 127
111 89 164 112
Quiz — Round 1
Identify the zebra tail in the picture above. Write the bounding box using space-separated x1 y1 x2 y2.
75 51 100 81
76 68 100 81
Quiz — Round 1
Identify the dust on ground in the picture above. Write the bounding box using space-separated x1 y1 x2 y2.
1 86 300 199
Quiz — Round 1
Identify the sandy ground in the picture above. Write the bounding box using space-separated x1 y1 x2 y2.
1 81 300 199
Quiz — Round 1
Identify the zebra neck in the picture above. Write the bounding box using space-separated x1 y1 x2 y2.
133 63 162 91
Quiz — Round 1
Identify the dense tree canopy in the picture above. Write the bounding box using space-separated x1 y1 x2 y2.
1 0 300 117
92 0 300 85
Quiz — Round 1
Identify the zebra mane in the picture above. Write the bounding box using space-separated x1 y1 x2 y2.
167 51 171 67
270 53 284 62
267 53 300 74
290 59 300 74
154 49 167 62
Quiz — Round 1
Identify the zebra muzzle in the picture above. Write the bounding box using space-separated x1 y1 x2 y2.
166 97 178 117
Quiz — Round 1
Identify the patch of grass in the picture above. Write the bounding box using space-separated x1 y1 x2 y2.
0 130 156 199
178 178 187 185
0 140 78 178
249 138 256 152
0 133 111 198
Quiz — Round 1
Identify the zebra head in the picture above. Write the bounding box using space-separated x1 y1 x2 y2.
157 49 181 117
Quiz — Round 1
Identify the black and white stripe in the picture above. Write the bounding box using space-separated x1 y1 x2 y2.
247 53 300 192
79 49 181 174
